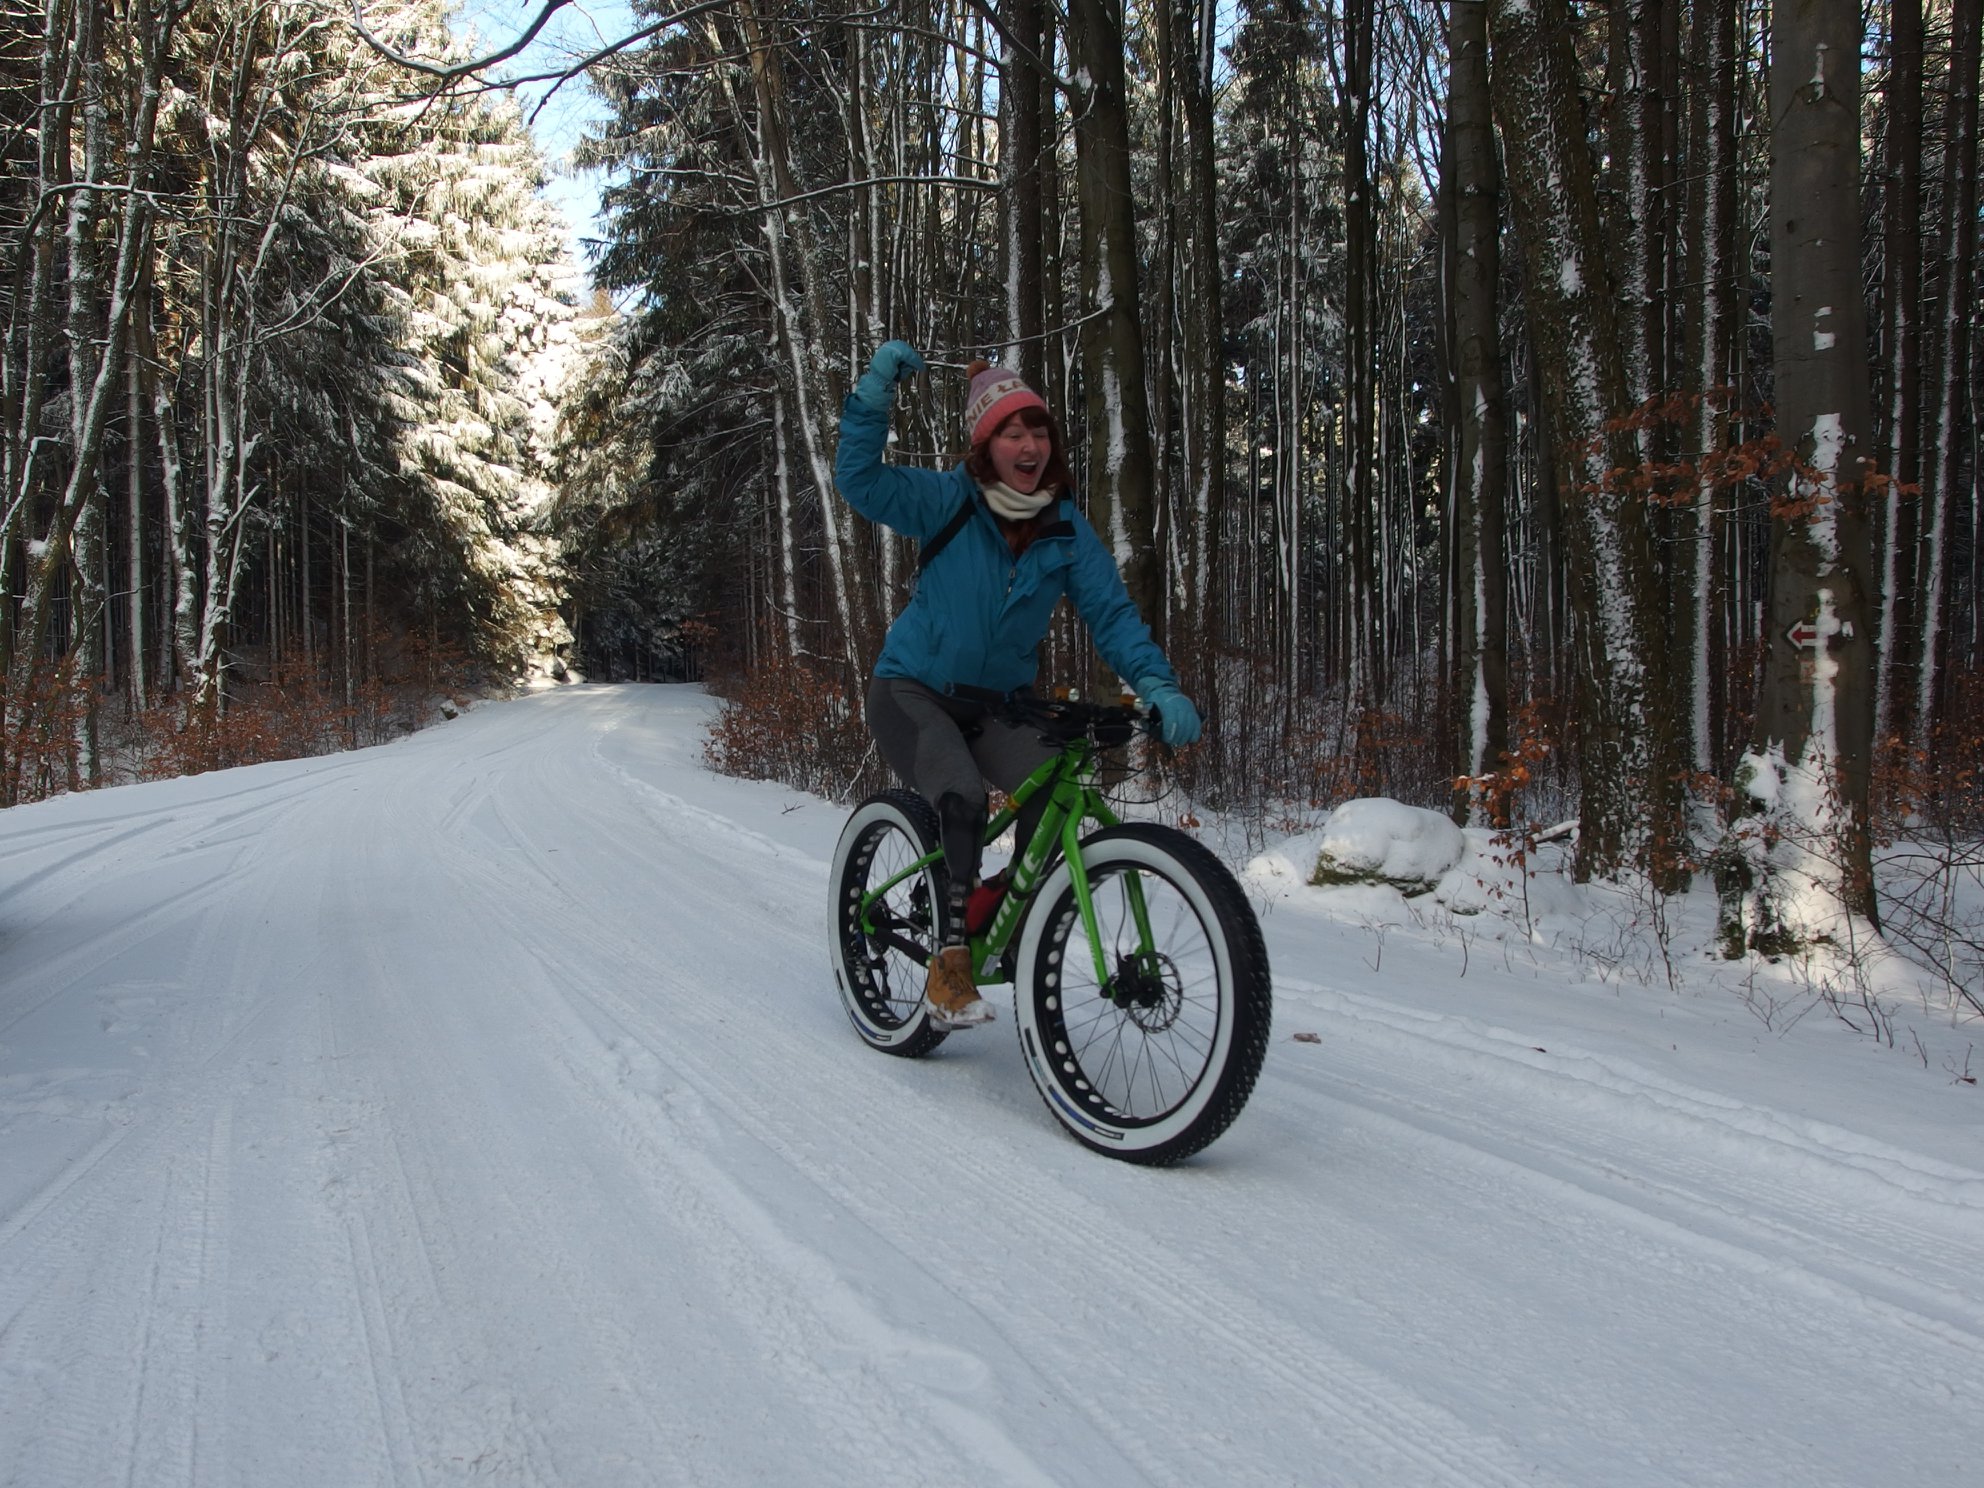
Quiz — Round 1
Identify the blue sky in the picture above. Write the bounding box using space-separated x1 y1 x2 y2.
453 1 639 261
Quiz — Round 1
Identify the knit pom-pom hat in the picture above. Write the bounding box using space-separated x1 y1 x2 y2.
963 359 1049 448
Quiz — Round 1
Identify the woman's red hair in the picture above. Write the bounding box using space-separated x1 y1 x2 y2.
964 404 1073 497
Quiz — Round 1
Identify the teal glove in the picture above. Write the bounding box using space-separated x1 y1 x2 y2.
853 340 926 413
1138 680 1201 747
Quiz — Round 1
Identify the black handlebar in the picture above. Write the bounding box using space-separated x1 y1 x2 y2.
946 684 1155 747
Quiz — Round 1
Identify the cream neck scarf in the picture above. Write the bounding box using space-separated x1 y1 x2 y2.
981 481 1055 521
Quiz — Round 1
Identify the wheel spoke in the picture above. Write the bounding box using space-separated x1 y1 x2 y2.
1046 858 1224 1121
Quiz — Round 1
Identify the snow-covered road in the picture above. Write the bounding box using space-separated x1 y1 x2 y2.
3 685 1980 1486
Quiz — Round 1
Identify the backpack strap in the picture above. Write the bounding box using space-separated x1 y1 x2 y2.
1035 498 1075 543
917 492 1075 576
916 494 977 574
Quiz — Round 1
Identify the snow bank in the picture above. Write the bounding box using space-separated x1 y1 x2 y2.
1433 828 1512 915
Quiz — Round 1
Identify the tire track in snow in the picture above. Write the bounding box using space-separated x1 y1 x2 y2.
1263 1049 1984 1408
0 861 241 1039
0 771 325 1045
535 951 1552 1488
307 852 454 1488
3 700 740 1485
0 1134 173 1488
342 1211 431 1488
315 750 787 1486
1272 978 1984 1346
3 766 377 1487
0 864 280 1268
521 973 1080 1488
0 754 358 870
0 1113 138 1257
431 716 1559 1488
0 816 175 904
331 784 601 1488
419 725 1148 1485
1291 982 1984 1205
418 832 1056 1484
0 1100 236 1488
118 1103 234 1488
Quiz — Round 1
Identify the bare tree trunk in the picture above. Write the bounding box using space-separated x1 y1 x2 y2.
1875 0 1924 746
1176 0 1224 705
770 395 802 657
74 489 105 779
1342 0 1381 705
1527 376 1565 700
300 489 313 672
126 316 147 709
1729 0 1881 945
9 0 169 683
0 0 83 673
846 29 875 371
728 0 876 676
1449 0 1509 821
191 25 268 715
1151 0 1179 646
1000 0 1048 386
158 338 196 694
1915 0 1980 729
1606 0 1653 402
1488 0 1678 879
1067 0 1163 654
70 0 108 784
1680 0 1739 775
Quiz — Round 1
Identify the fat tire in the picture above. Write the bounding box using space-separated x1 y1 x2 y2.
1013 824 1271 1163
829 790 950 1058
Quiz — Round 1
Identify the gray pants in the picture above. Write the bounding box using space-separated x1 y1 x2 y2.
866 675 1057 886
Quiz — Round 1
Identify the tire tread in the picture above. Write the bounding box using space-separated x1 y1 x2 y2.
1025 822 1272 1164
831 790 949 1059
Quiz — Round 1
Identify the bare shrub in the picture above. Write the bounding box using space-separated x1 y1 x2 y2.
115 628 478 782
1870 669 1984 1018
702 654 889 802
1 658 92 804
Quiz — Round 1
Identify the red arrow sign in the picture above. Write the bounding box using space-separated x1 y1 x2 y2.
1786 619 1822 649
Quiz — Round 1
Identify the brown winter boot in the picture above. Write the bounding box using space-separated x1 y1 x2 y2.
924 945 994 1028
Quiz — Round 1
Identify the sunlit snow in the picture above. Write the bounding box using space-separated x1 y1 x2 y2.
1 688 1978 1486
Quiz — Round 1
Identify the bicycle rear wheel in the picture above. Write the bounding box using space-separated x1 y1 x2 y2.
1013 824 1271 1163
828 790 950 1057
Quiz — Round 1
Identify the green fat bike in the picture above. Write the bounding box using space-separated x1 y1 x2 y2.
828 689 1272 1164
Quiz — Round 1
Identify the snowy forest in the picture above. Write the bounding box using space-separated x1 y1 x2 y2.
1 0 586 798
3 0 1981 955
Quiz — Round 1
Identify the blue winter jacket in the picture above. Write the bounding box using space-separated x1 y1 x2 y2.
834 395 1175 696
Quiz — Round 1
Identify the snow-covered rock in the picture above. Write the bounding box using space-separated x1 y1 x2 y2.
1310 798 1466 896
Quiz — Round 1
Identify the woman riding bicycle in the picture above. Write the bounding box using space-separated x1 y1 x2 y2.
834 340 1201 1030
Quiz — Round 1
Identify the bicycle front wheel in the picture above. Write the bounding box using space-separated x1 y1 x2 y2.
1013 824 1271 1163
828 790 951 1057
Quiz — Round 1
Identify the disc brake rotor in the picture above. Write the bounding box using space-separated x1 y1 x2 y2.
1109 951 1184 1031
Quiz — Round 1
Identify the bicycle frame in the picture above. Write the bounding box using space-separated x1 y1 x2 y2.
855 731 1157 990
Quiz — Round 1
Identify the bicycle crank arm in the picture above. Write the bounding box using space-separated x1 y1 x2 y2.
864 928 933 967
